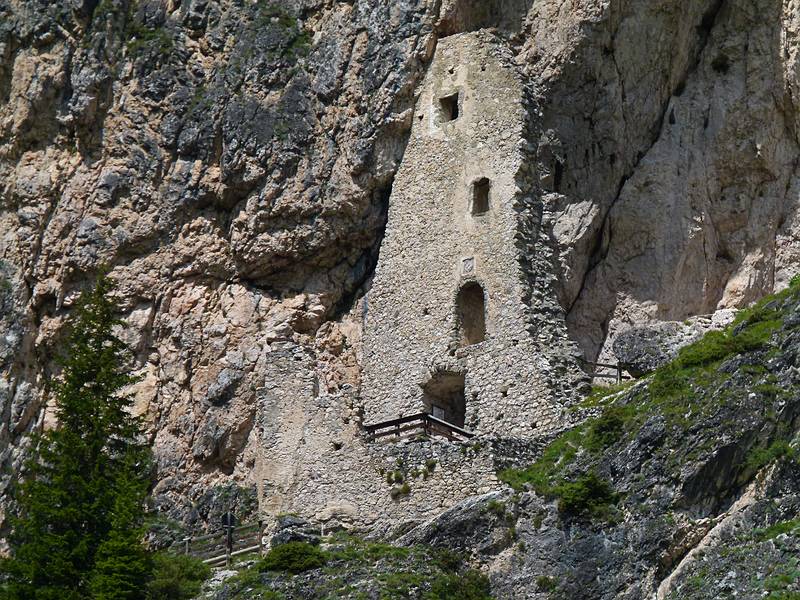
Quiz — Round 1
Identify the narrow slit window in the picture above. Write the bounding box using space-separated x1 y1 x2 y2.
471 178 490 215
439 92 460 122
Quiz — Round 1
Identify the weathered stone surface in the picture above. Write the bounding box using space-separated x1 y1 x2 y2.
0 0 441 529
361 30 586 440
270 514 321 548
560 0 800 365
612 310 736 376
1 0 800 582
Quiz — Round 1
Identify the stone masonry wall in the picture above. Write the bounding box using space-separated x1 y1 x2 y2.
255 341 544 532
361 31 581 438
255 32 584 529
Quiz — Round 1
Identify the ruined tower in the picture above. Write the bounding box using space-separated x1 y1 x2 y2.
255 29 585 530
362 31 565 438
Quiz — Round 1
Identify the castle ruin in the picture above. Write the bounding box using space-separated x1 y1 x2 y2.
257 30 586 531
362 33 567 437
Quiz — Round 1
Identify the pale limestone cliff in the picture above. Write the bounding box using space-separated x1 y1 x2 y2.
1 0 799 542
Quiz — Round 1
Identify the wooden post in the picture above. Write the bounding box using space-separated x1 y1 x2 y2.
226 526 232 567
224 511 234 567
258 519 265 556
616 364 622 384
184 537 191 555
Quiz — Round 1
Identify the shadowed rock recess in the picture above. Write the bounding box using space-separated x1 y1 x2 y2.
1 0 800 597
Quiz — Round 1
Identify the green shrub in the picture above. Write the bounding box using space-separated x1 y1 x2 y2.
744 440 795 473
260 542 327 575
484 500 507 517
585 406 627 452
573 381 635 412
146 553 211 600
554 471 616 517
677 330 734 367
425 569 493 600
390 482 411 499
536 575 557 592
433 548 463 573
497 426 582 493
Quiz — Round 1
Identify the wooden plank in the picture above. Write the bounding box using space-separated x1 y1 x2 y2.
190 531 223 543
369 422 425 439
591 372 633 380
426 414 475 438
363 412 428 431
202 544 261 566
187 539 224 552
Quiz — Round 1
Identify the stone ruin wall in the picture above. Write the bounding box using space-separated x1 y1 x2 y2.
255 31 586 532
361 31 580 440
255 345 543 533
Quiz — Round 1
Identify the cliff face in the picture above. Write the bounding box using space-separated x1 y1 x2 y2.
1 0 440 525
0 0 799 549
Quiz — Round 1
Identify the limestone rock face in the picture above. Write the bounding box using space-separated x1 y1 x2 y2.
612 310 735 376
0 0 440 526
1 0 799 543
551 0 800 363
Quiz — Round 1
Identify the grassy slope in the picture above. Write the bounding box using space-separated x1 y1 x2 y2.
211 535 493 600
499 279 800 518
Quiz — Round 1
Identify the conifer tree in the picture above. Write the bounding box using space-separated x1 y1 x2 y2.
3 273 152 599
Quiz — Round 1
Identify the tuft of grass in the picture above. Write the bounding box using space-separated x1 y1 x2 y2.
432 548 464 573
756 519 800 541
498 426 583 494
585 406 629 453
424 569 493 600
573 381 635 411
127 26 173 56
536 575 558 592
390 482 411 500
744 440 795 473
484 500 507 518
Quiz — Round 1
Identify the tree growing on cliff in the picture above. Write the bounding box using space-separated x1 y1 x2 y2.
3 273 152 599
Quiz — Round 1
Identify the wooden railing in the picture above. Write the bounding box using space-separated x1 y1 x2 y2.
168 521 263 567
580 359 633 383
363 412 475 443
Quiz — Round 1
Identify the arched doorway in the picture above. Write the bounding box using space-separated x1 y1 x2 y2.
422 371 466 428
456 282 486 346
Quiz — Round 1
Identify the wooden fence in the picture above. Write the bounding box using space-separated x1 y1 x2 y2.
363 412 475 443
168 521 263 567
580 359 633 383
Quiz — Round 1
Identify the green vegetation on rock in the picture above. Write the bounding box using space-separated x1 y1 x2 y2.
260 541 328 575
216 534 494 600
499 278 800 521
146 553 211 600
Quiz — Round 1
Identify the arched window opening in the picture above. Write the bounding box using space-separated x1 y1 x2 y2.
457 282 486 346
439 92 460 122
471 178 490 215
422 371 466 429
